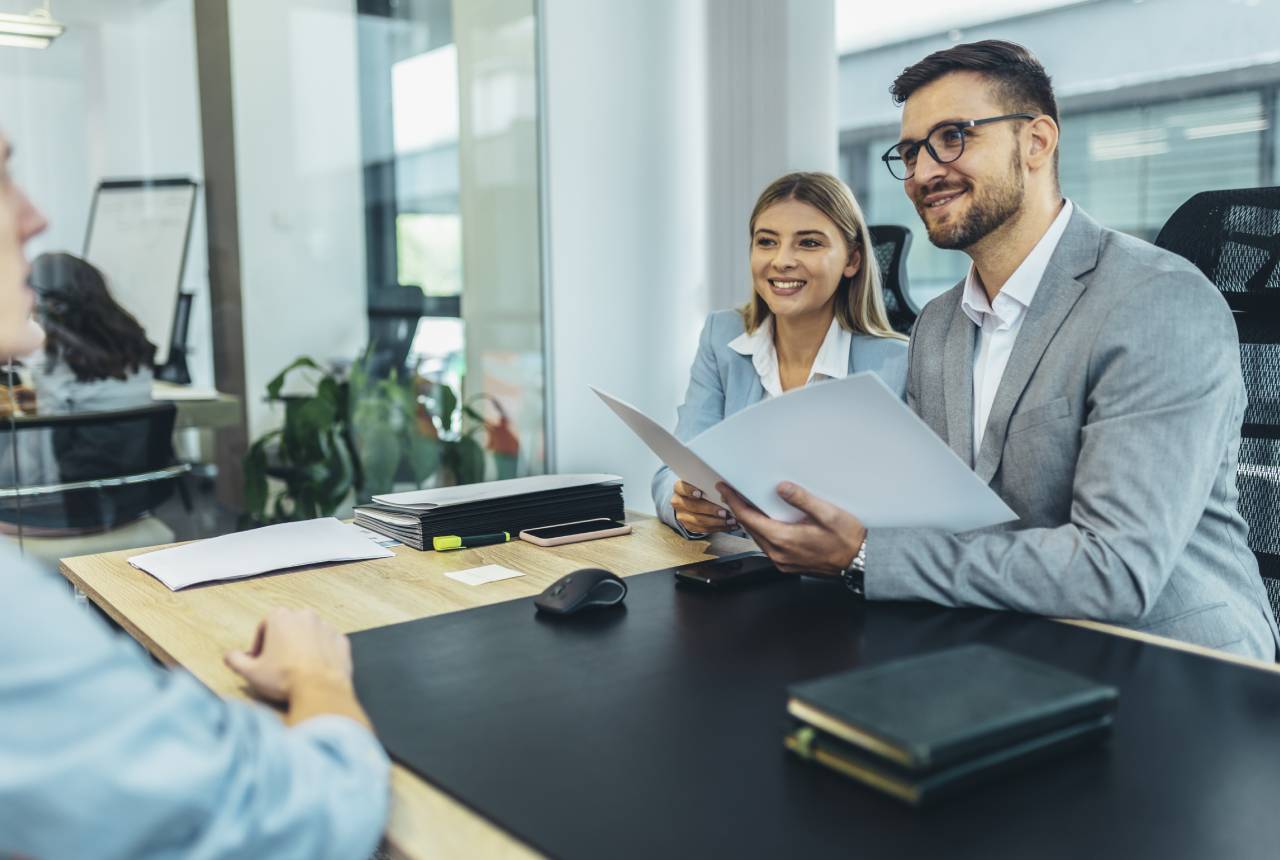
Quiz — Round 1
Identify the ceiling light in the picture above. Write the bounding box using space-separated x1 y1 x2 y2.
0 3 64 50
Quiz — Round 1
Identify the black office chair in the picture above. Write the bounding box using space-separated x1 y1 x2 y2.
868 225 918 335
1154 187 1280 628
366 284 426 379
0 403 190 564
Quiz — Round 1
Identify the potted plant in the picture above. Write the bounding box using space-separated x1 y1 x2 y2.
242 353 491 527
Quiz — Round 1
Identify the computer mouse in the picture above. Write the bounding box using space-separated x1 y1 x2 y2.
534 568 628 615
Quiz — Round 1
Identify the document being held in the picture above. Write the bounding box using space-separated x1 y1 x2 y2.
593 373 1016 532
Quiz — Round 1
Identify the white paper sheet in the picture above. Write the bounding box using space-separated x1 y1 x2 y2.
593 388 732 508
128 517 396 591
445 564 525 586
351 524 401 547
373 473 623 511
594 373 1016 532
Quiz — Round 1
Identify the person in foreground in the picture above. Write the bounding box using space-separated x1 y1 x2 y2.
720 41 1280 660
0 136 389 858
655 171 907 538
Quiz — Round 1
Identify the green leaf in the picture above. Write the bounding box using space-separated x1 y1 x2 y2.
452 435 486 485
355 420 401 497
492 451 518 480
265 356 322 400
406 431 441 484
242 432 279 523
438 384 458 432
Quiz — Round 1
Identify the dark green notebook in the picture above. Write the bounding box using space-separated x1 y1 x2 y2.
786 644 1118 771
785 713 1113 805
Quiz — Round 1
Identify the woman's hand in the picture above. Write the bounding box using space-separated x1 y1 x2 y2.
670 480 737 534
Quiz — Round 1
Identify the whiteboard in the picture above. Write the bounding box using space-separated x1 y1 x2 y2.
83 179 197 366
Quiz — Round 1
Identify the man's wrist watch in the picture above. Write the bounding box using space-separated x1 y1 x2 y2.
840 536 866 597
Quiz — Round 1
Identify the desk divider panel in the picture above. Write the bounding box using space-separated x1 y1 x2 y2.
351 569 1280 860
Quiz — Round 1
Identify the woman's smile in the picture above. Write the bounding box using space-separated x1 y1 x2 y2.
768 277 807 297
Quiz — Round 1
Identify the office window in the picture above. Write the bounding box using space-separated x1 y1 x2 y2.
836 0 1280 309
844 90 1274 307
1060 93 1266 243
357 0 545 487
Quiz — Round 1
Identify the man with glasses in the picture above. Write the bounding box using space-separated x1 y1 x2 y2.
721 40 1280 660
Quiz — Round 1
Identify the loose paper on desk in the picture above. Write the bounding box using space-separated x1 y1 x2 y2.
128 517 395 591
592 373 1016 532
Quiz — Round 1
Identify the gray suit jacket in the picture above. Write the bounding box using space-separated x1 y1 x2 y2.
869 207 1280 660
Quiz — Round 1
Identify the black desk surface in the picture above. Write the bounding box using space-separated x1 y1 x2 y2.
351 570 1280 860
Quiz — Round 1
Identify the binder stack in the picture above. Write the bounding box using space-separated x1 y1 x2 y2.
353 473 625 550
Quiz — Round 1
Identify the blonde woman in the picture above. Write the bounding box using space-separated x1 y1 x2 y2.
654 172 908 538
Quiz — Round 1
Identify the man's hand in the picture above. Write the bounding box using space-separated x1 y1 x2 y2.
670 479 737 534
226 607 371 729
717 481 866 577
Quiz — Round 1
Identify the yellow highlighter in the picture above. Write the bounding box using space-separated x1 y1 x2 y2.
432 532 511 552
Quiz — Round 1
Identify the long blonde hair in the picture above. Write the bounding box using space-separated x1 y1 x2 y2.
742 172 904 341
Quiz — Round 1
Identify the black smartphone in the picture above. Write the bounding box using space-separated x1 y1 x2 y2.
672 552 784 589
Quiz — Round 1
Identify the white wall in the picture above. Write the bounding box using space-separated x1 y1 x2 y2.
226 0 369 440
542 0 837 512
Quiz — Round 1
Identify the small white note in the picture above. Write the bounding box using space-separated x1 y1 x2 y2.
446 564 525 586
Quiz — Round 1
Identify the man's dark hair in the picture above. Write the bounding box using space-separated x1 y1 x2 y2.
890 40 1058 124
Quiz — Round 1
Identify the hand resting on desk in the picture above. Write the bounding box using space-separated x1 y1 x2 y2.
225 607 374 730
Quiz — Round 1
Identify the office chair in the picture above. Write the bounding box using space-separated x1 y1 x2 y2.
868 225 919 335
366 284 426 379
1155 186 1280 629
0 402 191 568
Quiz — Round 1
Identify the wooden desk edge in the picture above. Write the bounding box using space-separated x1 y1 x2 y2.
1060 617 1280 674
60 558 179 667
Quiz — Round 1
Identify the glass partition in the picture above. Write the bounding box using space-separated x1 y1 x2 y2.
0 0 546 563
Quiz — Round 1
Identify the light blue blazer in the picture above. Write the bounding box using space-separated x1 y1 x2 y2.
652 309 909 537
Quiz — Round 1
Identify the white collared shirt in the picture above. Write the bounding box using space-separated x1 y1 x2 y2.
727 315 851 399
961 199 1074 460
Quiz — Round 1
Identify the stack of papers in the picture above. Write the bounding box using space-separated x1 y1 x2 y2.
128 517 395 590
353 473 625 550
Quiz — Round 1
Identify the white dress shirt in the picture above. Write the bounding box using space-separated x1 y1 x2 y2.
727 314 851 399
961 200 1074 460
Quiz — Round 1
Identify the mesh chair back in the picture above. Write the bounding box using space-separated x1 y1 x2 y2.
868 225 918 335
1155 187 1280 627
0 402 180 530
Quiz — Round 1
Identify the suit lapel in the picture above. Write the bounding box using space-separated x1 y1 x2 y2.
730 353 765 413
942 300 976 466
973 209 1102 483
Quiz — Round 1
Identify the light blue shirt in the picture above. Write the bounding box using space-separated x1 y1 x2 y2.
0 542 390 860
652 309 908 537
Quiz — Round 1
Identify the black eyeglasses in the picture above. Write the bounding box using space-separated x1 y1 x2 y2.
881 113 1036 180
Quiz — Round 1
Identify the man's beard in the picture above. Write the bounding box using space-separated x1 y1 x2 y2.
919 150 1025 251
